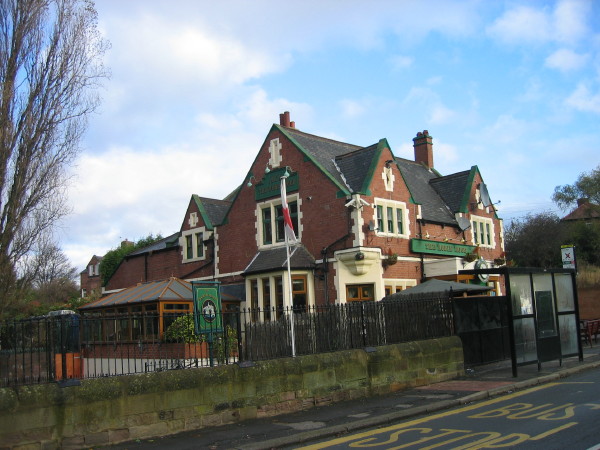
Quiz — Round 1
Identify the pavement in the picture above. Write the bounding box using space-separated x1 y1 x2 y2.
109 344 600 450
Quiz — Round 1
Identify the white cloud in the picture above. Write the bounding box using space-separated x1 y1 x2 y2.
566 83 600 114
545 48 588 72
486 6 552 45
194 89 313 137
105 15 287 94
553 0 591 44
486 0 591 46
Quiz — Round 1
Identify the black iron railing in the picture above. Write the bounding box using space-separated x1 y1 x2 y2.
0 293 453 387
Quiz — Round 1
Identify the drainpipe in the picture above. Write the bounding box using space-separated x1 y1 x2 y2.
418 219 425 282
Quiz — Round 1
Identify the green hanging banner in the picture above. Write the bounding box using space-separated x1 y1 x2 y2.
192 281 222 335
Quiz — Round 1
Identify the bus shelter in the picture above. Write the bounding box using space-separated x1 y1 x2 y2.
459 266 583 377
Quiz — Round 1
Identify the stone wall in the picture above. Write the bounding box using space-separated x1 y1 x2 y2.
0 336 464 449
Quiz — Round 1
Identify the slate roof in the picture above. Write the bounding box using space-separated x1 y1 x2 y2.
431 170 472 214
334 144 379 193
396 159 457 225
281 126 363 193
194 195 231 228
279 125 479 227
243 245 316 276
79 278 192 310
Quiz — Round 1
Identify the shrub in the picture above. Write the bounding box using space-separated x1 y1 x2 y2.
164 314 202 343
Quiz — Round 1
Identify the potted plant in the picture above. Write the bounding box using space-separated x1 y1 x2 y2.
382 249 398 268
463 252 477 262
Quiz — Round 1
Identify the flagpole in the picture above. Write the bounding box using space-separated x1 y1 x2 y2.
285 232 296 357
280 173 297 357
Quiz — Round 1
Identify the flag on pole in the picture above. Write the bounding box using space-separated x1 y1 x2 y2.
281 177 297 244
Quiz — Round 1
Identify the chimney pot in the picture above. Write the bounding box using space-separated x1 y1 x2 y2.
279 111 291 127
413 130 434 169
577 198 590 207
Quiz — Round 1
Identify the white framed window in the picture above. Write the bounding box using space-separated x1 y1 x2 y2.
471 215 495 248
246 273 311 322
384 279 417 296
373 199 409 238
256 194 300 248
180 227 209 262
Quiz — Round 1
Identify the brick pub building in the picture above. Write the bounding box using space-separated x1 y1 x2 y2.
81 112 505 313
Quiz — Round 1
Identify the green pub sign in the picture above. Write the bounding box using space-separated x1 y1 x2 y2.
410 238 476 257
254 168 299 201
192 281 222 335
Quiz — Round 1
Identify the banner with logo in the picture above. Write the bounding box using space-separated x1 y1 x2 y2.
192 281 222 335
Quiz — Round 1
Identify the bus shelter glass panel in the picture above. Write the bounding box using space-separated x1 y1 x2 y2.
559 315 578 355
510 274 533 315
513 317 537 363
554 273 575 312
533 274 557 339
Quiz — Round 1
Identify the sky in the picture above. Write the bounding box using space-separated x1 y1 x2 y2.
62 0 600 272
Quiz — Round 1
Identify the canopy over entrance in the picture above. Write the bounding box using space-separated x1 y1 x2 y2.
387 278 492 299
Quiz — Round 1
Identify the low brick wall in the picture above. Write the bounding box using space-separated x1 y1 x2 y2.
0 336 464 449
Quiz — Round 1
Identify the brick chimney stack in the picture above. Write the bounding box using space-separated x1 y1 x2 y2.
413 130 434 169
279 111 295 128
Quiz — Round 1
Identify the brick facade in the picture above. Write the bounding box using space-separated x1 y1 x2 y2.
86 113 505 308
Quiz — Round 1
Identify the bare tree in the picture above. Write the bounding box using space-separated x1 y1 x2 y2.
0 0 108 317
18 233 78 288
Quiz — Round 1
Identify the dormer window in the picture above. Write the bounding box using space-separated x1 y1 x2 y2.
257 195 300 247
373 199 409 238
471 215 495 248
181 227 209 263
